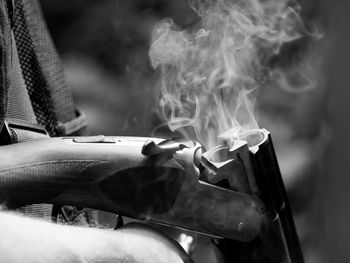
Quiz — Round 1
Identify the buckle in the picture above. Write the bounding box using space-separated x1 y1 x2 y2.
56 108 87 136
0 118 48 145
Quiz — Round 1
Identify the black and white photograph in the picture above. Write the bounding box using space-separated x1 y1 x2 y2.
0 0 345 262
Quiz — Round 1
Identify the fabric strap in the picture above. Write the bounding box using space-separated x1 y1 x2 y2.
2 0 88 220
0 0 11 134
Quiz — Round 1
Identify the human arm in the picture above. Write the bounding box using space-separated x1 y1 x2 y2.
0 211 191 263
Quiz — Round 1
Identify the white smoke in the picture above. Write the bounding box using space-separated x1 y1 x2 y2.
149 0 316 148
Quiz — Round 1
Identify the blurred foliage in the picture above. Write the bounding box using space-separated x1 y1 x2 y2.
40 0 197 75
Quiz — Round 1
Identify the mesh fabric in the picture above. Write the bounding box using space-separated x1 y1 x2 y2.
18 0 76 125
7 34 37 122
0 1 11 131
12 0 58 136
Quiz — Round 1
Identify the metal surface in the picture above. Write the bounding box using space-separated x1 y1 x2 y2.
200 129 304 263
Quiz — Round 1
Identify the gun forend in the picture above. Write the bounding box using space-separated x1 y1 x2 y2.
0 136 264 242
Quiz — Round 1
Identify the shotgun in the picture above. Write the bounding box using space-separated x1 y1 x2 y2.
0 125 303 262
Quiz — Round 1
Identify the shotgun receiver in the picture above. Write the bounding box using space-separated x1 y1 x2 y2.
0 128 303 262
202 129 304 263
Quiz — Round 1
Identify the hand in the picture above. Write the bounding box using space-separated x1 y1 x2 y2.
0 212 192 263
118 222 193 263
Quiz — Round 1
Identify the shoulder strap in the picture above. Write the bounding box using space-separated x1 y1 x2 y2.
3 0 86 138
1 0 87 138
0 0 12 134
12 0 80 136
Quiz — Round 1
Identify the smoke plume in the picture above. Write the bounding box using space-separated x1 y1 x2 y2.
149 0 313 148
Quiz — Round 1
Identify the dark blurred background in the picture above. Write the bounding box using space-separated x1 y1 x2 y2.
37 0 348 262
